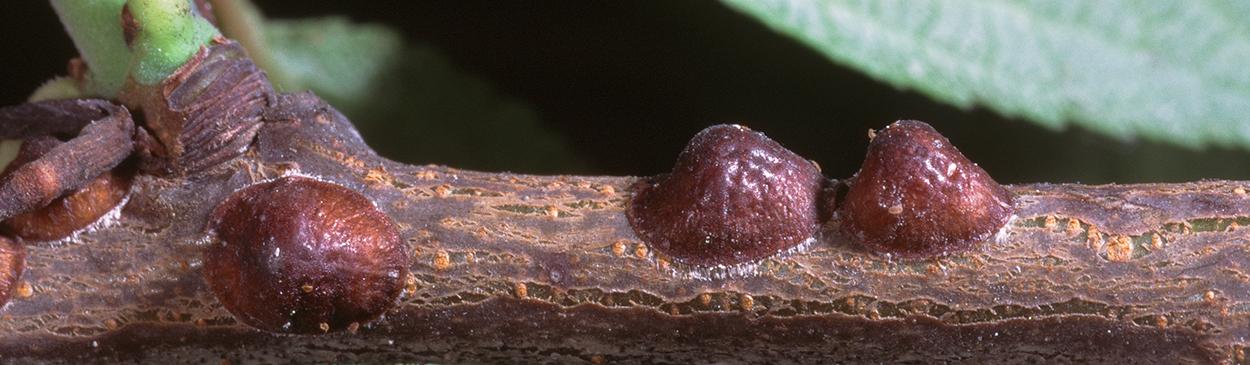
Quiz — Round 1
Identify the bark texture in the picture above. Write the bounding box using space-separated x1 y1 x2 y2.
0 93 1247 364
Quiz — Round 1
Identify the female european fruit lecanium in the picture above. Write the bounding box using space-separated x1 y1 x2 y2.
840 120 1014 258
203 176 408 334
627 124 827 267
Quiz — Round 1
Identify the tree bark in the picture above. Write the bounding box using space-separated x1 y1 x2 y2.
0 93 1246 364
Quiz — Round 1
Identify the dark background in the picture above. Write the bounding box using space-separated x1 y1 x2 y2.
4 1 1250 184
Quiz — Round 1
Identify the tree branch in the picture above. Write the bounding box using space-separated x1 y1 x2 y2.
0 93 1246 364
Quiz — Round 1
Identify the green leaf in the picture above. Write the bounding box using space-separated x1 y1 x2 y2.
257 17 404 113
721 0 1250 149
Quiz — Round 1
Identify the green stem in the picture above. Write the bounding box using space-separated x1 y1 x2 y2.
49 0 220 97
49 0 129 97
124 0 220 85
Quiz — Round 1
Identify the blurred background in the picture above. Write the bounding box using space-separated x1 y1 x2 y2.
3 1 1250 184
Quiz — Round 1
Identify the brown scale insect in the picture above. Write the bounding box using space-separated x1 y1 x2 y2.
627 124 829 267
202 176 408 334
839 120 1014 258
